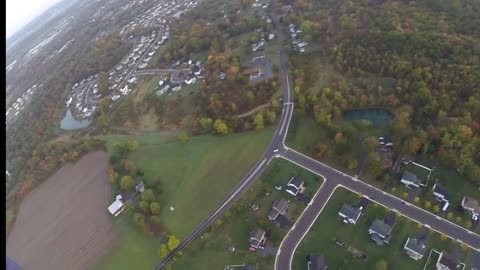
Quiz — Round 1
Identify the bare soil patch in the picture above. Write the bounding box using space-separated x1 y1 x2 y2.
6 151 118 270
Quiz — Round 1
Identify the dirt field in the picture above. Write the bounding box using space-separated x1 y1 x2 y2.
6 151 118 270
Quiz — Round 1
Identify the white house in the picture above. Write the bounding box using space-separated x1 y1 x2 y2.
400 171 421 188
108 195 125 216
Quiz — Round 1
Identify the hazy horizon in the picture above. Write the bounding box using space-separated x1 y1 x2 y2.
6 0 64 39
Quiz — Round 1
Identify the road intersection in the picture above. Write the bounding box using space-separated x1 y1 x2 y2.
154 6 480 270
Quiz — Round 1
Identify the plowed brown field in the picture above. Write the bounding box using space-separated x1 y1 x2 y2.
6 151 118 270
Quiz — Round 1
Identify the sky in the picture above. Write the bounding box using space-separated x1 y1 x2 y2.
6 0 63 39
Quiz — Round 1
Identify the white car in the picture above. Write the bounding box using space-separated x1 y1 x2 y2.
274 185 282 191
273 149 279 153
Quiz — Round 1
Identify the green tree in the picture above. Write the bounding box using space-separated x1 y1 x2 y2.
150 202 161 215
159 244 169 258
133 212 146 226
123 201 135 216
178 132 190 144
127 140 139 151
120 175 135 191
98 71 109 94
271 99 280 109
424 201 432 209
433 205 440 213
199 117 213 131
213 119 229 135
141 189 156 202
253 113 265 130
167 235 180 251
364 136 379 153
266 110 277 124
139 200 150 214
246 91 255 103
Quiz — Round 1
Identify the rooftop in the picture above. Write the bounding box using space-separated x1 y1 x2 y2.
404 237 425 256
339 204 362 222
308 253 327 270
369 219 393 238
288 176 304 189
401 171 421 185
437 252 460 269
462 196 480 213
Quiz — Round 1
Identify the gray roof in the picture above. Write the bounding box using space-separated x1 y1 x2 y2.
438 252 460 269
250 228 266 241
268 208 280 220
402 171 421 185
288 176 304 189
369 219 393 238
339 204 361 221
273 198 289 212
404 237 425 255
309 253 327 270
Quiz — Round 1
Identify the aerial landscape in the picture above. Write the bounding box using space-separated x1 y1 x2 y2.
5 0 480 269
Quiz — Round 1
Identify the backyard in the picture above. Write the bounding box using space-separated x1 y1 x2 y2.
292 187 476 270
170 158 324 269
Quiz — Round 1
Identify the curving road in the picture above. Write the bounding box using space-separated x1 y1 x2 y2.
153 4 480 270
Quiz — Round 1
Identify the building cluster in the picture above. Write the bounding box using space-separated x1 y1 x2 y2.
155 60 204 97
42 38 75 65
288 24 308 53
6 84 41 126
65 75 99 119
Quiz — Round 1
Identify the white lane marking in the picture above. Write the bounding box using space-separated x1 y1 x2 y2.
436 216 441 220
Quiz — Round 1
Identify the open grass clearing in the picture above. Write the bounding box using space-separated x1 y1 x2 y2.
171 159 324 269
292 187 476 270
96 128 275 239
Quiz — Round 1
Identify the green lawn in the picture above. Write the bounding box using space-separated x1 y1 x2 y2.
90 217 161 270
96 128 275 239
170 159 324 269
292 187 476 270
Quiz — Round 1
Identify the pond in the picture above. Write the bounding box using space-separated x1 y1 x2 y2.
343 108 394 128
60 109 91 130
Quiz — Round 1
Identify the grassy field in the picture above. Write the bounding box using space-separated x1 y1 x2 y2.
90 218 160 270
292 187 476 270
96 128 275 239
170 159 324 269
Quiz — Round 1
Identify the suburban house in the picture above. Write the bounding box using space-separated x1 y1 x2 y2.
368 219 393 245
461 196 480 216
400 171 421 188
403 237 426 260
107 194 125 216
249 228 266 251
432 183 451 203
436 251 462 270
286 176 305 196
268 198 290 221
338 204 362 224
308 253 327 270
244 66 262 79
136 181 145 193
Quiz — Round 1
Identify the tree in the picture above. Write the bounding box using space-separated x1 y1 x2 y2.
447 212 453 219
455 216 462 223
246 91 255 103
178 132 190 144
433 205 440 213
365 152 382 177
347 159 358 172
159 244 169 258
127 140 139 151
123 201 135 216
133 212 146 226
167 235 180 251
213 119 229 135
375 259 388 270
108 168 119 185
120 175 135 191
440 234 448 240
122 159 136 173
141 189 156 202
364 136 379 153
424 201 432 209
266 110 277 124
98 71 109 94
199 117 213 131
139 200 150 214
334 132 344 144
150 202 161 215
315 144 328 159
253 113 265 130
271 99 280 109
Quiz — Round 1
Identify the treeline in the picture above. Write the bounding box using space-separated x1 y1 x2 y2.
285 0 480 183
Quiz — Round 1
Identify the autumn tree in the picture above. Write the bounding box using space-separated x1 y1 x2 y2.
133 212 146 226
122 159 136 173
139 200 150 214
199 117 213 132
213 119 229 135
375 260 388 270
364 136 379 153
167 235 180 251
178 132 190 144
266 110 277 124
253 113 265 130
159 244 169 258
120 175 135 191
150 202 161 215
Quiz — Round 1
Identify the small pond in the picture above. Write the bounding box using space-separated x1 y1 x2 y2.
343 108 394 128
60 109 92 130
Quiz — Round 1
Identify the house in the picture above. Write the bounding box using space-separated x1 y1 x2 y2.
107 195 125 216
249 228 266 250
432 183 451 203
403 237 425 260
185 76 197 85
136 181 145 193
368 219 393 245
286 176 305 196
308 253 327 270
268 198 290 221
338 204 362 224
436 251 461 270
244 67 262 79
400 171 421 188
462 196 480 216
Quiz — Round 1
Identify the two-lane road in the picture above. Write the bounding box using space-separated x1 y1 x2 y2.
275 148 480 270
